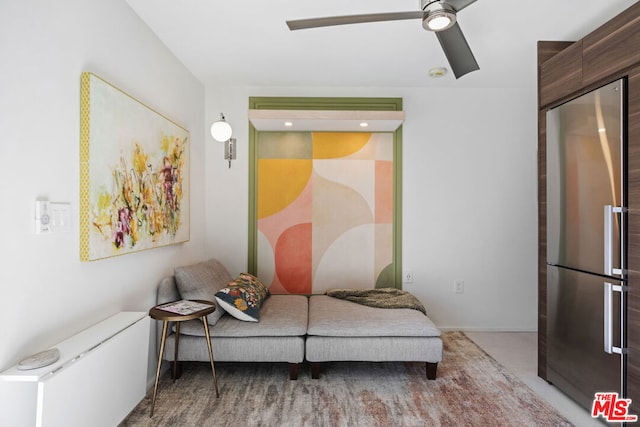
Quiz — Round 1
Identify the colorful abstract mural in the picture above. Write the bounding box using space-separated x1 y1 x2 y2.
256 132 394 294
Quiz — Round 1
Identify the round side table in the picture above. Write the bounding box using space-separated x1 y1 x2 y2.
148 300 220 417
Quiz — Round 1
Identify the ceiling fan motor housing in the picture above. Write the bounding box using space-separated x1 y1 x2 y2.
421 1 457 32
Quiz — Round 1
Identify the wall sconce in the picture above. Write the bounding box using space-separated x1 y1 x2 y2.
210 112 236 168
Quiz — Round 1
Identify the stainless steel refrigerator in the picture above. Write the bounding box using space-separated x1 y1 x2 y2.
546 78 627 412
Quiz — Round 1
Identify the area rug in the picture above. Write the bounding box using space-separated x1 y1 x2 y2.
119 332 571 427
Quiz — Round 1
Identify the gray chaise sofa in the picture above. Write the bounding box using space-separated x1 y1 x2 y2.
155 259 442 380
156 259 308 379
306 295 442 379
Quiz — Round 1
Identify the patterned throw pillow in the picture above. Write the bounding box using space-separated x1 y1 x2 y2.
214 273 270 322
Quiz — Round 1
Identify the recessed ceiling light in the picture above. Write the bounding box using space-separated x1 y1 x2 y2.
284 121 293 127
429 67 448 78
360 122 368 127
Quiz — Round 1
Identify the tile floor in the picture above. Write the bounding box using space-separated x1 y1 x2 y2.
465 331 604 426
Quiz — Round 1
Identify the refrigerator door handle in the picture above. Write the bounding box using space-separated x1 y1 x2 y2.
604 281 625 355
604 205 613 276
604 205 625 276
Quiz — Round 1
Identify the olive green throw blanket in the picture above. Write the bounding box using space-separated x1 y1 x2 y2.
325 287 427 315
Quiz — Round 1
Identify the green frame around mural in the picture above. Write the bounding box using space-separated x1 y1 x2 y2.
248 97 403 289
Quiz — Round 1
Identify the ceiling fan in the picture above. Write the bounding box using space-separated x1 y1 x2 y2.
286 0 480 79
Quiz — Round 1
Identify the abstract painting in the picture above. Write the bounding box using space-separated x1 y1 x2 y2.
256 131 394 294
79 72 189 261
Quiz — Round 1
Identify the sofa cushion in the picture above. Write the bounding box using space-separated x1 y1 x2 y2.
214 273 270 322
305 336 443 363
174 259 232 325
176 295 308 337
307 295 441 337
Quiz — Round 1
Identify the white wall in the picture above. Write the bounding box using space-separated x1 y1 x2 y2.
205 84 538 331
0 0 206 372
402 87 538 330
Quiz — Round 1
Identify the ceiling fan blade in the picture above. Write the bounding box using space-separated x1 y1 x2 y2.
444 0 478 12
435 22 479 79
287 11 424 31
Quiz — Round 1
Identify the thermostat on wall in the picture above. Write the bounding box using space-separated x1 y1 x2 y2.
34 200 51 234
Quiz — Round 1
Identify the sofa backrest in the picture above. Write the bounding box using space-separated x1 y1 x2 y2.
157 258 234 326
157 276 180 305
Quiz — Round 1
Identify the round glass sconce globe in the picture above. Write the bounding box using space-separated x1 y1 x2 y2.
210 120 232 142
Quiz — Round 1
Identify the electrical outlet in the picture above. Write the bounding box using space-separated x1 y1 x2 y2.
404 271 414 283
454 280 464 294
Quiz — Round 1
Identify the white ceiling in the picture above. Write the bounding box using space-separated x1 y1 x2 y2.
126 0 637 89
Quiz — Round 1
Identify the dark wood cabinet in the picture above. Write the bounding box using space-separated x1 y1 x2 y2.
583 3 640 87
628 67 640 413
538 3 640 415
539 41 583 107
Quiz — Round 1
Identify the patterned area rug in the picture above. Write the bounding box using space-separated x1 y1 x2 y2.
120 332 571 427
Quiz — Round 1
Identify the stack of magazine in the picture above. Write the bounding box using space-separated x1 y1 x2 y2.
156 300 213 315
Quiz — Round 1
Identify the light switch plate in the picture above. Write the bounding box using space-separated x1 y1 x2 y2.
34 200 51 234
49 203 71 233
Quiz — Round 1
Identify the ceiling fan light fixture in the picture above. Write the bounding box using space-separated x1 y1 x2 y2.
426 13 454 31
422 3 456 32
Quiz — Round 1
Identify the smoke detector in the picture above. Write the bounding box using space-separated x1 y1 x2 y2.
429 67 448 78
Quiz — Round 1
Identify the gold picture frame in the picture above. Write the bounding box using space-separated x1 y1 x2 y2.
79 72 190 261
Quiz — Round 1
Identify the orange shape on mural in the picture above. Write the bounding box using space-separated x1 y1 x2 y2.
275 223 312 294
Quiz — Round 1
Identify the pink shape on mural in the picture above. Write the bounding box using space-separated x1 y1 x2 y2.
258 177 312 292
258 177 313 249
375 160 393 224
275 223 313 294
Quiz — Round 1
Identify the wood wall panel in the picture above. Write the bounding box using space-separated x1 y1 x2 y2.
539 41 583 108
630 252 640 416
629 268 640 415
537 41 574 65
538 113 547 379
583 3 640 87
628 67 640 415
629 69 640 221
